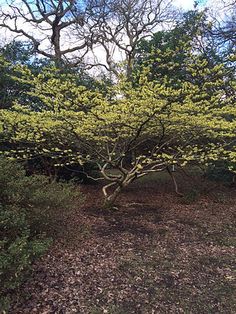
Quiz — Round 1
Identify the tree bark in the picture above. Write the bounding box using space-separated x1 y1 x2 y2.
103 185 122 209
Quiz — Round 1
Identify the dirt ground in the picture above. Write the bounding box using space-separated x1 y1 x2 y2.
10 173 236 314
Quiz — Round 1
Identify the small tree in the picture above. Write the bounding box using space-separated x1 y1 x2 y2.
1 62 235 207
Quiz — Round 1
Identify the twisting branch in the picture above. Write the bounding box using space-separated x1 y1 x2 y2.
0 0 96 66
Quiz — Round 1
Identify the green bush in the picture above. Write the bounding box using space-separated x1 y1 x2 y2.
0 158 84 311
205 161 235 184
0 205 50 311
0 158 83 234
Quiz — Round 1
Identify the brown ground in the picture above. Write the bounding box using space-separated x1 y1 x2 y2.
10 173 236 314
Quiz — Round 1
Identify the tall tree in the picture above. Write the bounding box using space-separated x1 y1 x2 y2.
0 0 176 76
134 9 235 99
0 0 93 66
87 0 176 78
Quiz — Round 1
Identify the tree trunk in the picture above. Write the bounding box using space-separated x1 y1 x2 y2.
166 166 183 197
102 173 136 209
103 185 122 209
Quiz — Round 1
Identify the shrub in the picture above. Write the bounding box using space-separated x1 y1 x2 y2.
0 205 50 311
0 158 84 310
205 161 235 185
0 157 84 235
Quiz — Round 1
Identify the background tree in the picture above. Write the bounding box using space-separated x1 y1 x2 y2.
134 9 236 123
134 10 231 83
0 0 177 76
0 40 34 65
0 0 94 67
209 0 236 52
0 55 32 109
0 40 54 110
87 0 176 78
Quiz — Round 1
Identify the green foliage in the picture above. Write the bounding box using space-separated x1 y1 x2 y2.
205 161 236 184
0 205 50 311
0 157 83 233
0 56 18 109
0 40 34 65
0 57 235 204
135 10 234 93
0 12 235 205
25 176 84 234
0 54 39 110
0 158 83 310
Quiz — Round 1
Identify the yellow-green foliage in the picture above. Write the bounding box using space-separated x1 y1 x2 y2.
0 59 235 176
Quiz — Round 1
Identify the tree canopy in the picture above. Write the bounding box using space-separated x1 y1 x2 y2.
1 60 235 205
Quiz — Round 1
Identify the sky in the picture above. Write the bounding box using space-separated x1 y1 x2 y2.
174 0 195 10
174 0 209 10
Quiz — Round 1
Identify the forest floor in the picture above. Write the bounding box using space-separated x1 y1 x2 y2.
10 172 236 314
